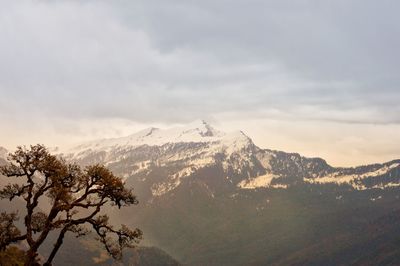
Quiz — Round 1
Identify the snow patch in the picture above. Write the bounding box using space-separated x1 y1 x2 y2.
371 182 400 189
271 183 288 189
151 166 197 196
304 163 400 190
256 152 273 170
237 173 279 189
151 179 181 196
370 195 382 201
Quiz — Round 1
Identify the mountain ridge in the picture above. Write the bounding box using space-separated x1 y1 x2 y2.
56 121 400 198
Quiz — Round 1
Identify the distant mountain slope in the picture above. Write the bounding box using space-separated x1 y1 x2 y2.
2 121 400 265
39 233 180 266
272 208 400 266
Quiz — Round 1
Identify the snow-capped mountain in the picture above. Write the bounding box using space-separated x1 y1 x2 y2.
70 120 224 151
62 120 400 198
3 122 400 265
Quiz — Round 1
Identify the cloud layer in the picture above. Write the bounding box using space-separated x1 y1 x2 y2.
0 0 399 165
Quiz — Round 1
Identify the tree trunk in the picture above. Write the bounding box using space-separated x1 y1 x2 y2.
25 248 39 266
43 227 68 266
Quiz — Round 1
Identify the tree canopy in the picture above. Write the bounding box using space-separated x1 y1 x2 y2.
0 144 142 266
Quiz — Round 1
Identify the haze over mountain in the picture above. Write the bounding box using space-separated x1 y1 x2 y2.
56 120 400 265
1 120 400 265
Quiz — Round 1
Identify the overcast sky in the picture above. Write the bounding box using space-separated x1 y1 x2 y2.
0 0 399 166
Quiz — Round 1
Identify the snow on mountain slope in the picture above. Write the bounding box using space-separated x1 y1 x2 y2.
237 173 279 189
63 120 260 196
66 121 253 163
61 120 400 197
69 120 225 153
304 162 400 190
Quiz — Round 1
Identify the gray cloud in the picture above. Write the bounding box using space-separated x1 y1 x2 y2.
0 0 399 126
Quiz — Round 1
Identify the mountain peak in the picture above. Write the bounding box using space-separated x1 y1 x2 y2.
131 127 160 138
183 119 219 137
66 120 256 156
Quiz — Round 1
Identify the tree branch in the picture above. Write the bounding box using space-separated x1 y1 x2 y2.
43 226 68 266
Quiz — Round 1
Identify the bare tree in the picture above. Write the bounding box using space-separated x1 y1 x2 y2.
0 144 142 266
